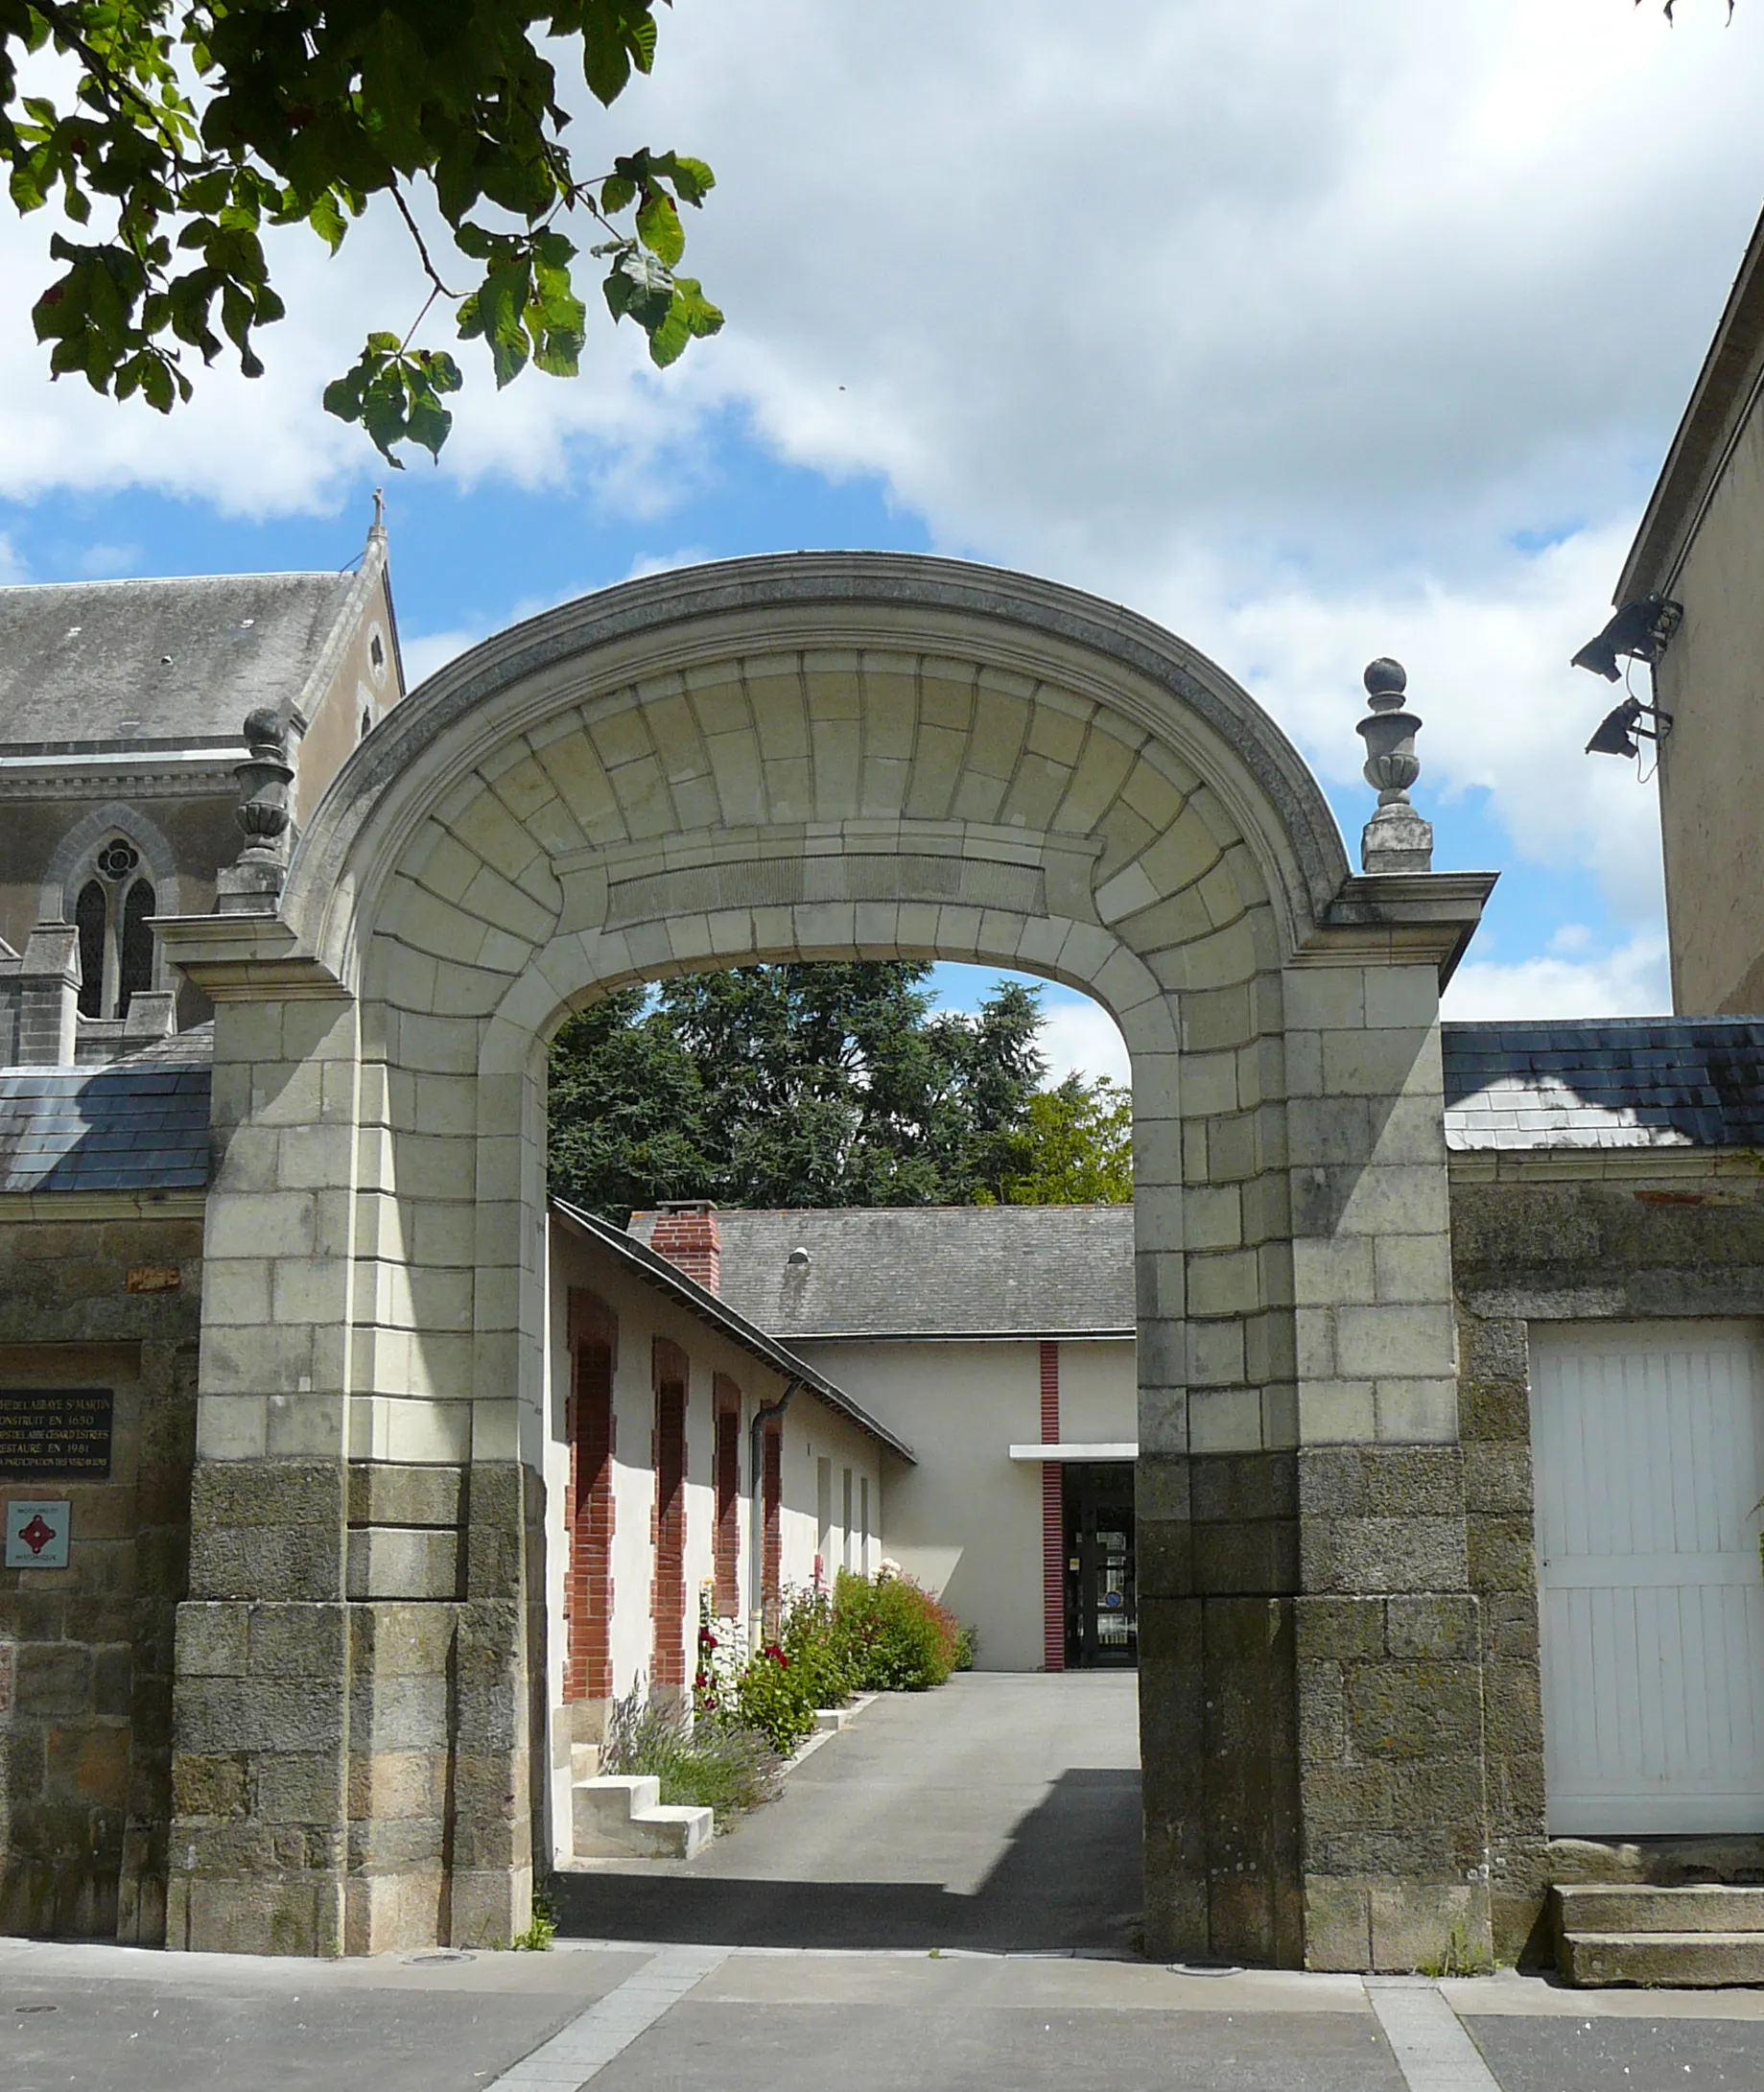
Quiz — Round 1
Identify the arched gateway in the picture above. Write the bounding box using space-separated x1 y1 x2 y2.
158 554 1494 1967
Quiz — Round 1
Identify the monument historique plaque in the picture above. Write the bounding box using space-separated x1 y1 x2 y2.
0 1390 113 1478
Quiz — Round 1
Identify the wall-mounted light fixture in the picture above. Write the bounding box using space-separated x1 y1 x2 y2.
1570 595 1682 681
1585 695 1674 760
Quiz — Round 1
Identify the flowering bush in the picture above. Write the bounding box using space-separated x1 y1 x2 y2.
733 1637 823 1753
830 1566 961 1691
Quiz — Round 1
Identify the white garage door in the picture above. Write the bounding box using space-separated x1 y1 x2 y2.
1530 1321 1764 1836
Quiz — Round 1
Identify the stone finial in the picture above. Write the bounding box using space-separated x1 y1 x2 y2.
216 709 294 915
1355 657 1433 875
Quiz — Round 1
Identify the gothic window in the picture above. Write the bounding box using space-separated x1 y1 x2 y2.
71 837 155 1020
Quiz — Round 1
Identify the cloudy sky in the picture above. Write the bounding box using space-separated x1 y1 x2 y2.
4 1 1760 1084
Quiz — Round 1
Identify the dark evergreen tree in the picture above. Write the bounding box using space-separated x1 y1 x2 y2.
547 961 1051 1217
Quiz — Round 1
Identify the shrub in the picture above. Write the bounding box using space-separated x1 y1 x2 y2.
953 1624 978 1672
601 1682 783 1822
733 1640 822 1753
779 1587 856 1710
831 1566 959 1691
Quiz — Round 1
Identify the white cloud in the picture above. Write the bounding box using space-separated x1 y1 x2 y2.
0 533 24 584
1038 999 1131 1089
1443 931 1672 1022
399 625 489 691
3 0 1759 969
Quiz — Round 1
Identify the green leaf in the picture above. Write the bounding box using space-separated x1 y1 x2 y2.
600 173 637 214
635 188 684 266
307 189 348 253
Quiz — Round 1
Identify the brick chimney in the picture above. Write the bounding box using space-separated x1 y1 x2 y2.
648 1201 721 1295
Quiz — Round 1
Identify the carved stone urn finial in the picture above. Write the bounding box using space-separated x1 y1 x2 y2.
1356 657 1433 875
215 708 295 914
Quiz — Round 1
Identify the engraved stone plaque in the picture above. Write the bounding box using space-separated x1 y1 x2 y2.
0 1390 113 1478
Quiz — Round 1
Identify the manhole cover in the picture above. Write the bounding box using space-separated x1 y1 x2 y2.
401 1950 475 1965
14 2004 57 2013
1166 1962 1243 1978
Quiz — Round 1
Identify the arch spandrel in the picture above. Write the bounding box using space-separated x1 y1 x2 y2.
279 553 1349 990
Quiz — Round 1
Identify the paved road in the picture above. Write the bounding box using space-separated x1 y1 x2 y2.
9 1679 1764 2088
554 1670 1144 1953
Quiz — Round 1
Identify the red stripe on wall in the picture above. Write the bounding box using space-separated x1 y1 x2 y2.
1040 1339 1064 1673
651 1340 689 1692
564 1289 617 1704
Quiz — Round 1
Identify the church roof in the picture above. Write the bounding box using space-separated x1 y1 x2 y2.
0 570 360 754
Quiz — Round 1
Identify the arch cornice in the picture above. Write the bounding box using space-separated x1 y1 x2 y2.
279 553 1351 989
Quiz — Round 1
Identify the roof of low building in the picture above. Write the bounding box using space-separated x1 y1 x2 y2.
1442 1017 1764 1151
0 1051 210 1194
553 1199 913 1459
629 1203 1138 1341
0 570 361 753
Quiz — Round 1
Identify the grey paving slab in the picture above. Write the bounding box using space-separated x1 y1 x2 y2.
590 2000 1406 2092
0 1941 642 2092
1463 2011 1764 2090
554 1673 1143 1954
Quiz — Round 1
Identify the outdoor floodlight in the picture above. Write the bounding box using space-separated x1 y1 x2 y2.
1571 595 1682 681
1585 695 1674 760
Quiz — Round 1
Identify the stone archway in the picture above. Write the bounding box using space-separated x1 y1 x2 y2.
158 554 1494 1967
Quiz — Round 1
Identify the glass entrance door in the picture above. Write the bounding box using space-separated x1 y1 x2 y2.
1063 1461 1137 1668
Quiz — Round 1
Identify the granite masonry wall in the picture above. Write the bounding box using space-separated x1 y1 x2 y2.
0 1210 201 1941
1448 1147 1764 1962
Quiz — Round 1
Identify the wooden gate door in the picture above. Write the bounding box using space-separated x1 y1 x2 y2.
1530 1321 1764 1835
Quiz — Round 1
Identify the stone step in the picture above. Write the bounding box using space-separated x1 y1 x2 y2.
571 1741 601 1782
813 1706 851 1734
1555 1883 1764 1937
572 1775 714 1863
1561 1929 1764 1988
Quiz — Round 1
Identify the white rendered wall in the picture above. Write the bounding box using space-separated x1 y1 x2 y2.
1052 1339 1138 1446
788 1338 1050 1669
543 1219 887 1857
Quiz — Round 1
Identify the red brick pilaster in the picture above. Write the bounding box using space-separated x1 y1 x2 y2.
713 1375 741 1617
762 1417 783 1639
564 1289 617 1703
651 1339 689 1692
1040 1340 1064 1673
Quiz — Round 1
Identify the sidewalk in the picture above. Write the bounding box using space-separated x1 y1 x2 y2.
5 1938 1764 2091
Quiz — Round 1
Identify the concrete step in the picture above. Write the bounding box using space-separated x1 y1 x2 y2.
1556 1883 1764 1936
572 1775 714 1862
1561 1930 1764 1988
813 1706 852 1734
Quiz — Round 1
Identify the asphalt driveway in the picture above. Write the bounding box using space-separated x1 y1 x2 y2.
553 1670 1144 1953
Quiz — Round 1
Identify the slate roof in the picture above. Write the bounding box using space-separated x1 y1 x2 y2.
0 1049 211 1194
1442 1017 1764 1150
553 1200 913 1458
630 1204 1138 1341
0 571 359 752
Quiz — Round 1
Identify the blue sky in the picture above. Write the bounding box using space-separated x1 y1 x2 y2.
5 2 1760 1071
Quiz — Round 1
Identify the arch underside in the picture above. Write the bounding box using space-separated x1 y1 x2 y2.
171 557 1490 1972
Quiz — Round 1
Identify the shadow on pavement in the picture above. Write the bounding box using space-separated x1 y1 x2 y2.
553 1766 1142 1953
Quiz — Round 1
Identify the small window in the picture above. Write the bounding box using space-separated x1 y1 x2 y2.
71 837 156 1021
75 880 106 1021
361 708 372 741
370 633 385 669
119 880 156 1016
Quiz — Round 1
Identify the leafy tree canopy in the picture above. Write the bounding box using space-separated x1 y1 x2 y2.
987 1075 1133 1208
548 961 1134 1218
1 0 719 464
